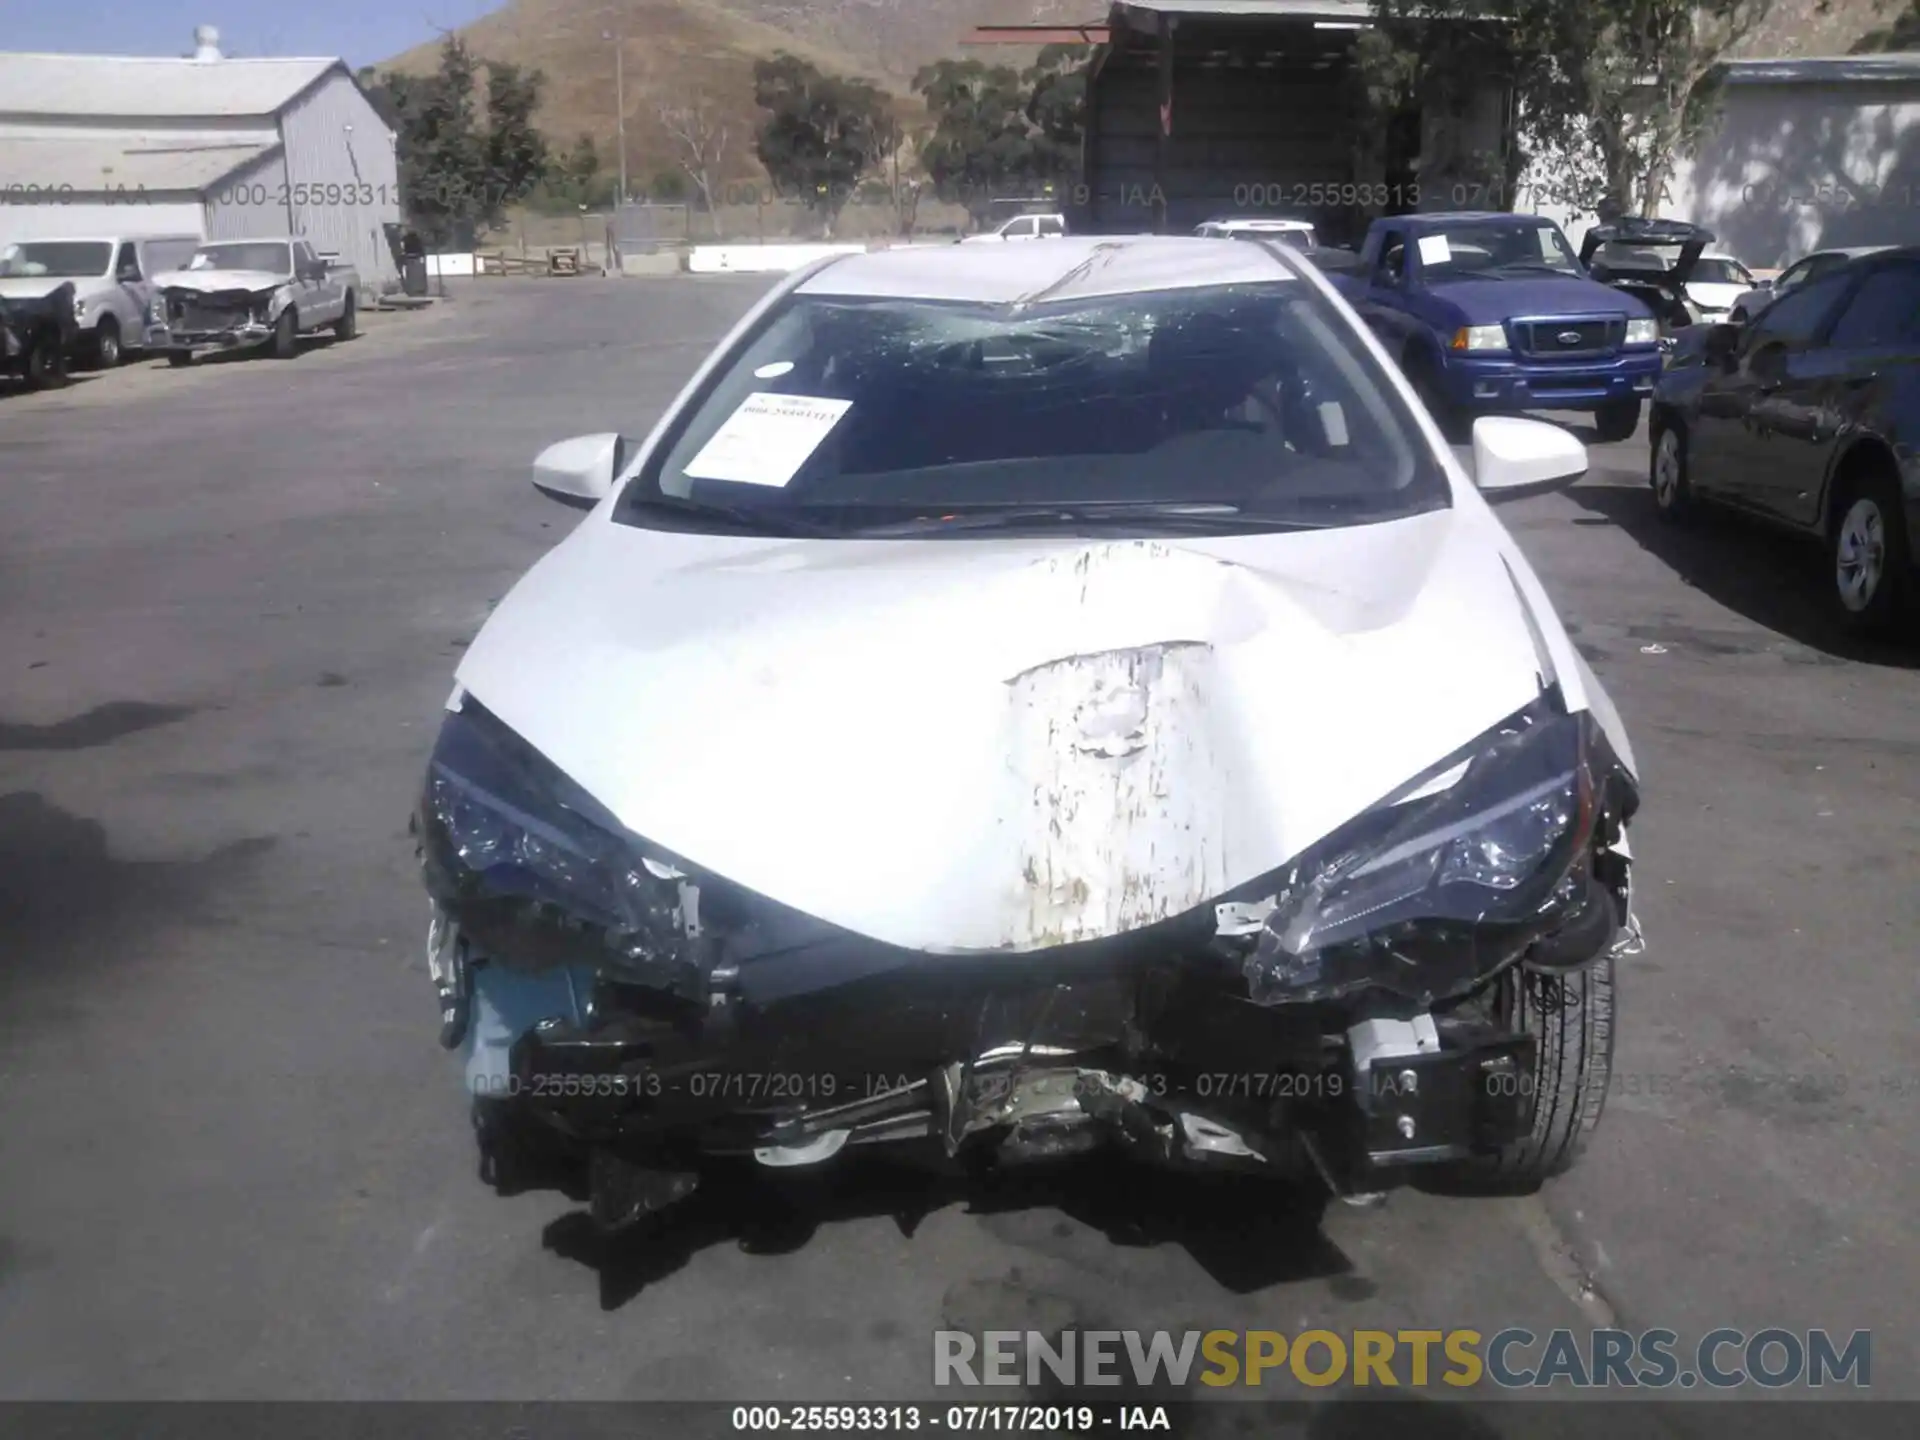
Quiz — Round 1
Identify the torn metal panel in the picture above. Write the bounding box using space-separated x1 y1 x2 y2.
1008 641 1226 949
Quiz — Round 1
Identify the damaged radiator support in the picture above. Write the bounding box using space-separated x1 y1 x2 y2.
487 945 1549 1230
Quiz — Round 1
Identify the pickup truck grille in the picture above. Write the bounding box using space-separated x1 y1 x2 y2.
1514 319 1624 358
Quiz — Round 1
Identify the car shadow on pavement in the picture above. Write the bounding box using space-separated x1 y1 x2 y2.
1566 483 1920 669
541 1150 1352 1312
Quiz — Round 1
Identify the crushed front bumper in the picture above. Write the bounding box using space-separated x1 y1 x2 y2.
159 323 273 356
430 902 1548 1226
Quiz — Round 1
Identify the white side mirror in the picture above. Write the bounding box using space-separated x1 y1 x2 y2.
531 432 624 509
1470 416 1588 496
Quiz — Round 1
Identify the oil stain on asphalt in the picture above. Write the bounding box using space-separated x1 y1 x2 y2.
0 700 196 752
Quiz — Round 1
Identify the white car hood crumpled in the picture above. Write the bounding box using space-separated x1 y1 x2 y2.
155 268 287 294
456 504 1602 953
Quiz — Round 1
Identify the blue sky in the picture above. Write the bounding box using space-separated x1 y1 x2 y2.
6 0 508 69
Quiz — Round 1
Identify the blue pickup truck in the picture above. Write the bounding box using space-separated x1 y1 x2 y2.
1319 211 1665 443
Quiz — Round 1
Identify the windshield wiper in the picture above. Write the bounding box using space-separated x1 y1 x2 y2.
1487 263 1577 277
846 502 1332 538
623 493 838 538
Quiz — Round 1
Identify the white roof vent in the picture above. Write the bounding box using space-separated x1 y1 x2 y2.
192 26 222 62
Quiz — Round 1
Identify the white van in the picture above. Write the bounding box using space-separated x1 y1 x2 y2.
0 234 203 367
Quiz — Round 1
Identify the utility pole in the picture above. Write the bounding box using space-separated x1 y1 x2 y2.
602 30 627 206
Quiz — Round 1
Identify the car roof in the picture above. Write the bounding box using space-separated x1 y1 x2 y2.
3 235 193 245
1204 217 1314 228
797 235 1301 305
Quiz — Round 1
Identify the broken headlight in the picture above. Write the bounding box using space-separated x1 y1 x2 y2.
1243 701 1627 1006
416 699 700 980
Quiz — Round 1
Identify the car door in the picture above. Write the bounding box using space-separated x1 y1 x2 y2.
110 241 147 340
1360 228 1412 348
1751 259 1920 528
291 242 334 322
1688 268 1855 506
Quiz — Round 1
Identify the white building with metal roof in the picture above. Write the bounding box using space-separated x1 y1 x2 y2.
1520 53 1920 269
0 27 400 289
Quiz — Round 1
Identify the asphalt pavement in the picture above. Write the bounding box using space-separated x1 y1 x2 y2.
1 278 1915 1413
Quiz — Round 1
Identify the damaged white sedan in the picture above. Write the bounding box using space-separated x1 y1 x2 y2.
414 235 1642 1231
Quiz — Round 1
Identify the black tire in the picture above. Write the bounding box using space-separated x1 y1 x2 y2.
92 317 123 369
1409 352 1472 443
24 333 69 390
1649 417 1694 523
1594 397 1641 444
333 291 357 340
1828 468 1912 635
167 351 194 368
272 307 298 360
1438 958 1615 1192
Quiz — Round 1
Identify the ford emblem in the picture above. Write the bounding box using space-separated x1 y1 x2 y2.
1558 330 1584 345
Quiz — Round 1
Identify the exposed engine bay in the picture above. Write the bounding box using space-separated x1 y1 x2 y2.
415 686 1640 1232
161 284 281 348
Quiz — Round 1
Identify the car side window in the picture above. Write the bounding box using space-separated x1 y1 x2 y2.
115 242 140 280
1826 264 1920 347
1378 236 1406 283
1005 218 1036 238
1775 261 1805 290
1746 270 1853 350
1038 217 1064 236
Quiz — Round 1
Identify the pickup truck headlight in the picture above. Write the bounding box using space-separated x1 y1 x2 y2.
1450 325 1508 353
147 296 166 324
1625 318 1661 346
1241 700 1636 1006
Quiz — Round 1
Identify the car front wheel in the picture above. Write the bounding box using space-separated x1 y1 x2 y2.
272 308 298 360
1831 475 1912 634
1650 422 1693 522
1437 956 1616 1192
1594 397 1641 444
93 318 122 368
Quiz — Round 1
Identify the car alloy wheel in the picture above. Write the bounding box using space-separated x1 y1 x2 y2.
1651 426 1690 519
1835 496 1887 613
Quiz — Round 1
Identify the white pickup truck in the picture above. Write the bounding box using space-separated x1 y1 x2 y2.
150 237 360 364
0 234 202 367
959 213 1068 244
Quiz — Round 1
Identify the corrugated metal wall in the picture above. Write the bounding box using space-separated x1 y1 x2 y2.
0 196 205 241
277 70 400 290
1087 18 1362 237
204 147 293 242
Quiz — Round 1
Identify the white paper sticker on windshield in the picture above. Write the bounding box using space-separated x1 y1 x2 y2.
1417 234 1452 266
753 361 795 379
682 392 852 488
1317 401 1350 447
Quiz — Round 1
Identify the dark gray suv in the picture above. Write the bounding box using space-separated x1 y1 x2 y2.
1649 247 1920 634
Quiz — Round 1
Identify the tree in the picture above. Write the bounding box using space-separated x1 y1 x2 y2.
381 38 487 247
1853 0 1920 50
913 59 1037 227
658 92 731 222
529 134 614 212
480 58 551 229
1023 44 1091 185
1367 1 1778 218
366 37 554 244
751 54 891 236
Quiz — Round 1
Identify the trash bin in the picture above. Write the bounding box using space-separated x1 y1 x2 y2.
402 256 429 296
